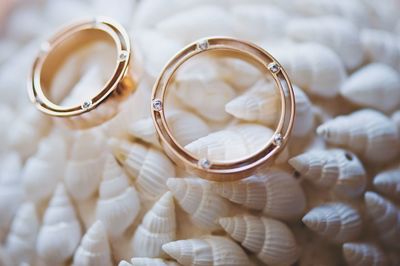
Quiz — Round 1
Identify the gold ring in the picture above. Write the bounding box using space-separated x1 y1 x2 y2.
151 37 295 182
27 17 136 129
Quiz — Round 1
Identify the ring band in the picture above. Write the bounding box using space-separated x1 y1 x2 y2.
28 17 136 129
151 37 295 182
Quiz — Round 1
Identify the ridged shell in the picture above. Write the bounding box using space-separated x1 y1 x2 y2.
302 203 362 243
286 16 363 69
131 192 176 258
36 184 82 264
119 258 180 266
167 178 229 230
364 191 400 248
185 123 273 162
217 57 261 90
96 155 140 238
219 215 299 265
214 169 306 220
73 221 112 266
342 242 387 266
162 236 249 266
109 139 175 199
340 63 400 112
373 167 400 201
0 105 13 150
316 109 400 164
292 86 315 137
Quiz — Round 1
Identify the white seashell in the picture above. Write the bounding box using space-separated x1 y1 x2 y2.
217 57 261 90
0 105 13 150
4 203 39 266
185 123 273 162
162 236 250 266
92 0 135 27
219 215 299 265
342 242 387 266
167 178 229 230
131 192 176 258
373 167 400 201
44 0 90 27
340 63 400 112
215 169 306 220
96 155 141 238
128 257 180 266
364 191 400 248
392 110 400 133
361 0 400 30
292 86 315 137
302 203 362 243
286 16 363 69
273 43 346 98
22 136 67 203
73 220 112 266
316 109 400 164
109 138 175 199
36 184 82 264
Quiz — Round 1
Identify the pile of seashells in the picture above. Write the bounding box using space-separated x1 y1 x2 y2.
1 0 400 265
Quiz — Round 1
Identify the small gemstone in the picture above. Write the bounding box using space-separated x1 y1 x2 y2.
81 100 92 110
198 158 211 169
152 99 163 111
268 62 280 73
119 51 128 61
273 133 283 146
196 39 209 51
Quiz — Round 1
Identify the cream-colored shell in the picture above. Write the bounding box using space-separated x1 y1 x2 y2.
342 242 387 266
292 86 315 138
373 167 400 201
219 215 299 265
217 57 261 90
120 258 180 266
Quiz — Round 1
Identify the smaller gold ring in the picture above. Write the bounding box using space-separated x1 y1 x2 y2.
27 17 136 129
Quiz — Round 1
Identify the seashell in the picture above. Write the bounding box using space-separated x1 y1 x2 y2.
125 257 180 266
129 110 210 147
373 167 400 201
44 0 90 27
162 235 249 266
185 123 273 162
273 43 346 98
167 178 229 230
4 203 39 266
302 203 362 243
22 135 67 203
215 169 306 220
340 63 400 112
109 138 175 199
217 57 261 90
92 0 135 27
0 105 13 150
224 80 280 127
36 184 82 265
364 191 400 248
361 29 400 72
131 192 176 258
292 86 315 138
392 110 400 133
219 215 299 265
361 0 400 30
286 16 363 69
342 242 387 266
96 155 141 238
73 220 112 266
316 109 400 164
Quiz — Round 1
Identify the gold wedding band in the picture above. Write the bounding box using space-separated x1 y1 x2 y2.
151 37 295 182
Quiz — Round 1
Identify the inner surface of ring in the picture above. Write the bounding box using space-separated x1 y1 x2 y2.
163 49 282 164
40 28 118 107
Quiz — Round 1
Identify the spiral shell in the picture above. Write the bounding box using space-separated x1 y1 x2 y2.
292 86 315 137
302 203 362 243
162 236 249 266
214 169 306 220
120 258 180 266
131 192 176 258
219 215 299 265
217 57 260 90
342 242 387 266
373 167 400 201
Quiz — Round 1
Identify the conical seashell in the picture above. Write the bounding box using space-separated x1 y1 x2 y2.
167 178 229 230
302 203 362 243
131 192 176 258
292 86 315 137
273 43 346 98
219 215 299 265
22 135 67 202
225 80 280 126
36 184 82 265
65 131 107 201
185 123 273 162
73 221 112 266
4 203 39 266
96 155 140 238
364 191 400 248
215 169 306 220
162 236 249 266
286 16 363 70
109 139 175 199
125 257 180 266
340 63 400 112
217 57 261 90
0 105 13 150
316 109 400 164
343 242 387 266
373 167 400 201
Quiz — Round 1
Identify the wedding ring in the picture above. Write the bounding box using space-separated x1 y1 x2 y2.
28 17 136 129
151 37 295 182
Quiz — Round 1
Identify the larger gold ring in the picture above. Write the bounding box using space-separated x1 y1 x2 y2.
151 37 295 182
28 17 136 129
